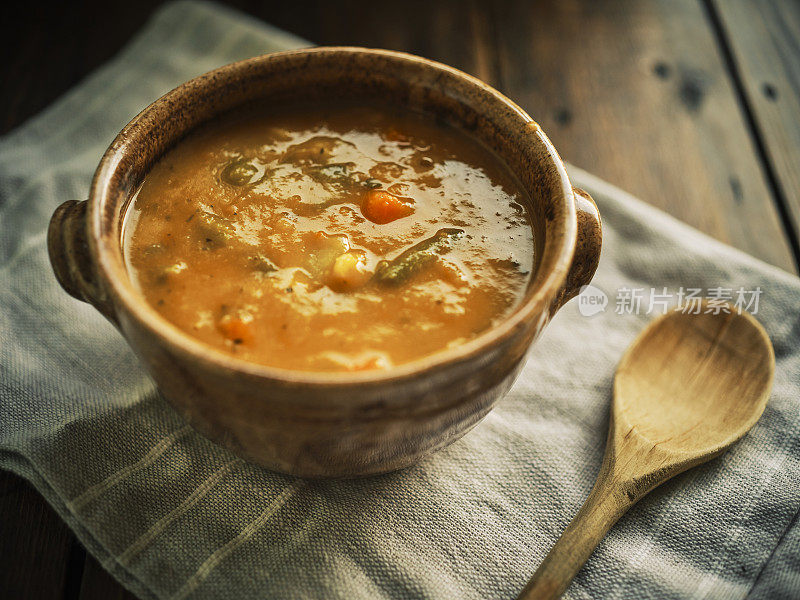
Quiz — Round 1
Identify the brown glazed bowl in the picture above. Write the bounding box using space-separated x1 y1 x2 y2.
48 47 601 478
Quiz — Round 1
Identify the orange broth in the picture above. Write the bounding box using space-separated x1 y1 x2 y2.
124 104 534 371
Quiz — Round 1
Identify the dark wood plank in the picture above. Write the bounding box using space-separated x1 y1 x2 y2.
0 472 74 599
264 0 500 84
79 555 139 600
1 6 91 134
711 0 800 256
491 0 798 272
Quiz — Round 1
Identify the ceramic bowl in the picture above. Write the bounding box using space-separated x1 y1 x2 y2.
48 47 602 477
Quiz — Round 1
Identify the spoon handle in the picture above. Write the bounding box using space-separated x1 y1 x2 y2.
517 466 634 599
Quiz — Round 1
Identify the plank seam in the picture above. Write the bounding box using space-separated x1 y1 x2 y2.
703 0 800 272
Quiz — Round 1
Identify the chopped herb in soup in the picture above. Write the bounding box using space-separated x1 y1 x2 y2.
124 104 533 371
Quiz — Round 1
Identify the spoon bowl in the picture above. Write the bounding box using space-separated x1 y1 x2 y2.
615 306 774 460
518 304 775 599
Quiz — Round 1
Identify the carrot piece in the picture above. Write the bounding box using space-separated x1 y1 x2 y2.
218 313 254 345
361 189 414 224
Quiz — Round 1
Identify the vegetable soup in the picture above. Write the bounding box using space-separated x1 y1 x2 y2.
124 104 534 371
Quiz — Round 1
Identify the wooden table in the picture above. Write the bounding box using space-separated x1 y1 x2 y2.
2 1 798 597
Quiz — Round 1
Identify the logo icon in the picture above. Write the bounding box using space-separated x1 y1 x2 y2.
577 284 608 317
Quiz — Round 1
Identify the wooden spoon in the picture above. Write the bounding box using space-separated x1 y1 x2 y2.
517 305 775 599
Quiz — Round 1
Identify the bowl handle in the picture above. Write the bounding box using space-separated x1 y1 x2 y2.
48 200 117 324
550 188 602 314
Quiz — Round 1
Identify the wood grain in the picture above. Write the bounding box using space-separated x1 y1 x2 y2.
266 0 500 84
491 0 798 272
712 0 800 255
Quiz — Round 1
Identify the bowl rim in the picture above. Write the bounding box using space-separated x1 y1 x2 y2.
89 46 578 386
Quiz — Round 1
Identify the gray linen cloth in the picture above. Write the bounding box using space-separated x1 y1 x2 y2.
1 2 799 598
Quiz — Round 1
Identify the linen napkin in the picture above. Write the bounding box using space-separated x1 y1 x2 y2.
2 2 799 598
